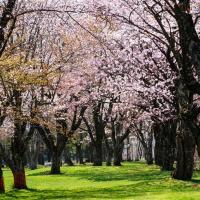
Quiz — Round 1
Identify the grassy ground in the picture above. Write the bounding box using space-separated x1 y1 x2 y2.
1 162 200 200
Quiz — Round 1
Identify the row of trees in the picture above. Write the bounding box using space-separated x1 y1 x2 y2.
0 0 200 194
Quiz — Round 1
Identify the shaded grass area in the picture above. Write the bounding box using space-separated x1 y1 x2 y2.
2 162 200 199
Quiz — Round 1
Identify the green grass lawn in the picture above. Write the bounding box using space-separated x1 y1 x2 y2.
1 162 200 200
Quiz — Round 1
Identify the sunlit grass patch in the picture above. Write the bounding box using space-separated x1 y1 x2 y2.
1 162 200 200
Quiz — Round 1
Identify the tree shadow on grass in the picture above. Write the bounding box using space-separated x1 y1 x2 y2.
191 179 200 184
3 181 200 200
3 163 200 200
0 185 176 200
28 167 169 183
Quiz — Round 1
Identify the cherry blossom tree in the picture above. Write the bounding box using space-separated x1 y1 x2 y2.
85 0 200 180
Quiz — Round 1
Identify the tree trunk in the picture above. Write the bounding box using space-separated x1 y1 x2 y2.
144 147 153 165
104 134 113 166
161 121 176 171
106 150 113 166
26 148 39 170
65 155 74 166
172 120 195 180
135 141 142 161
154 124 164 166
11 152 27 189
11 124 29 189
26 134 41 170
63 148 74 166
51 152 61 174
93 142 102 166
12 170 27 189
145 132 153 165
0 159 4 193
76 144 84 164
38 153 44 165
0 176 4 193
172 78 196 180
88 143 94 163
105 144 113 166
113 143 124 166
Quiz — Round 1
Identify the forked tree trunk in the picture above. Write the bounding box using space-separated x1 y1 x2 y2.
37 126 68 174
172 120 195 180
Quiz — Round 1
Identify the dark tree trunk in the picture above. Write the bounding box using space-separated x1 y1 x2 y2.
29 160 37 170
11 156 27 189
104 133 113 166
76 144 84 164
102 143 107 162
105 143 113 166
12 169 27 189
63 148 74 166
154 122 176 170
154 124 164 166
90 104 105 166
135 141 142 161
83 104 105 166
126 136 131 161
0 158 5 193
0 0 17 54
161 121 176 171
172 120 195 180
65 155 74 166
0 174 4 193
38 153 44 165
93 142 102 166
85 143 94 163
37 126 68 174
11 151 26 190
106 149 113 166
113 143 124 166
172 78 196 180
47 150 52 162
51 151 61 174
145 131 153 165
10 121 33 189
144 147 153 165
